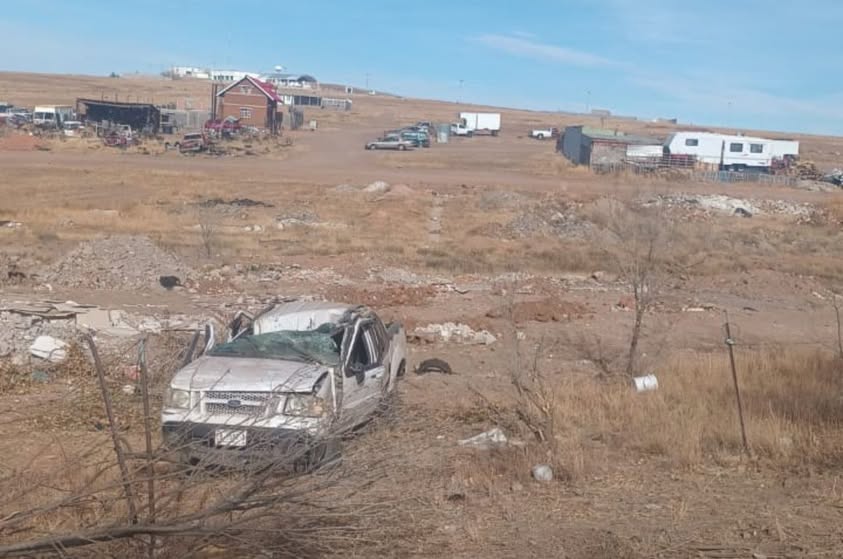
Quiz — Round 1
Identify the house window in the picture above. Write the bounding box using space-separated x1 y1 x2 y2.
240 107 252 119
729 142 744 153
239 86 252 94
684 138 699 147
750 143 764 153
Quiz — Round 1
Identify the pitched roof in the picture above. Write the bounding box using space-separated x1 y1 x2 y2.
216 75 281 103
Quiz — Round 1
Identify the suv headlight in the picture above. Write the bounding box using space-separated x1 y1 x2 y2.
283 394 326 417
165 388 190 409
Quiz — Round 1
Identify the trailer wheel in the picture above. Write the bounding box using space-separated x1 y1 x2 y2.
491 130 499 137
398 144 406 151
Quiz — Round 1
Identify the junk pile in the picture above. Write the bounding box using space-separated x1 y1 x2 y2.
43 235 193 290
0 299 202 367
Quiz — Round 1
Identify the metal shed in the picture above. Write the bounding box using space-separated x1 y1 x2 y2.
76 99 161 133
558 126 662 168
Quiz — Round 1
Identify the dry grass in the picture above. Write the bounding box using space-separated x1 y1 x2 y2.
466 346 843 481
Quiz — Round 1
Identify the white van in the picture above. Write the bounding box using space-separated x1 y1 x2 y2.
32 105 74 128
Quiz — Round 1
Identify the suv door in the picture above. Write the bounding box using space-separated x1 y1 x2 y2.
340 320 385 426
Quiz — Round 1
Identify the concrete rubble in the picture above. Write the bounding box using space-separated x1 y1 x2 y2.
414 322 497 345
642 194 819 221
458 428 508 449
29 335 68 363
0 299 204 365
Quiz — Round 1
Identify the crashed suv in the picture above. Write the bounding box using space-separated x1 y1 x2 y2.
161 301 407 468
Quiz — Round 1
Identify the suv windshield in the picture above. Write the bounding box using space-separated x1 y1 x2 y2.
208 326 341 365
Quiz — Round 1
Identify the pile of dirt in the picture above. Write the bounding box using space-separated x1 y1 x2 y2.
486 298 590 323
505 200 593 239
43 235 192 290
328 285 436 309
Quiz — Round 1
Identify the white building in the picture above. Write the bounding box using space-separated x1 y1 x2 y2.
168 66 260 83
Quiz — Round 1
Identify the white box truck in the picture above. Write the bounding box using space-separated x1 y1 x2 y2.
33 105 75 129
456 112 501 136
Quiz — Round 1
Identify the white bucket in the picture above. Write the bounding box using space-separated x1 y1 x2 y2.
633 374 659 393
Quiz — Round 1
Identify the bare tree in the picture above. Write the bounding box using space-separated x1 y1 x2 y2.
597 200 675 376
198 209 217 259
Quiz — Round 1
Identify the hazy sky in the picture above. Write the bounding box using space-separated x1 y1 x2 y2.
2 0 842 134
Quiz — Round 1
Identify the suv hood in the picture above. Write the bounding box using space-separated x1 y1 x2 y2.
172 355 329 393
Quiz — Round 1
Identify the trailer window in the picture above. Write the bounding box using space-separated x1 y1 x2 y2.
684 138 699 147
729 143 743 153
750 143 764 153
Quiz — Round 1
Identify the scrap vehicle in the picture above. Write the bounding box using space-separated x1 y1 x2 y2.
101 124 134 147
161 300 408 469
365 134 415 150
204 116 241 139
530 126 558 140
168 132 207 153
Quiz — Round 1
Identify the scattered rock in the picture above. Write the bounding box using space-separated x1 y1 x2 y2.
458 428 508 450
29 335 68 363
198 198 274 208
363 180 390 194
510 481 524 492
30 370 50 383
531 464 554 482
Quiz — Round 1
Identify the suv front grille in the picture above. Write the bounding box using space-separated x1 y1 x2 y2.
203 391 271 417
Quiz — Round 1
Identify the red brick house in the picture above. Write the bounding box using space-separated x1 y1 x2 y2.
216 76 282 133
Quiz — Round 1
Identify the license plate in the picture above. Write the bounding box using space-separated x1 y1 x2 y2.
214 429 248 448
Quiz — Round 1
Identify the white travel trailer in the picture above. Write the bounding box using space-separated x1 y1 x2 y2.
665 131 779 171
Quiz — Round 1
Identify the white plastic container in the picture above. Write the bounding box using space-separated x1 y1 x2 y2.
633 374 659 392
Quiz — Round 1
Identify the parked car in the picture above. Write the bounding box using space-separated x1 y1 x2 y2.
400 130 430 147
161 301 408 469
365 135 415 151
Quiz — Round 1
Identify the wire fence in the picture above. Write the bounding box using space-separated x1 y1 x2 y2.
593 158 798 186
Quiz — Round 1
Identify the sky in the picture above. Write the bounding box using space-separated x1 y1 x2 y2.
2 0 842 135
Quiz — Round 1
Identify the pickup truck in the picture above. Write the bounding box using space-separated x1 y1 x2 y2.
161 301 408 469
530 127 558 140
365 135 415 151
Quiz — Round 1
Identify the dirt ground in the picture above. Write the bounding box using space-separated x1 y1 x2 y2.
2 72 843 558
